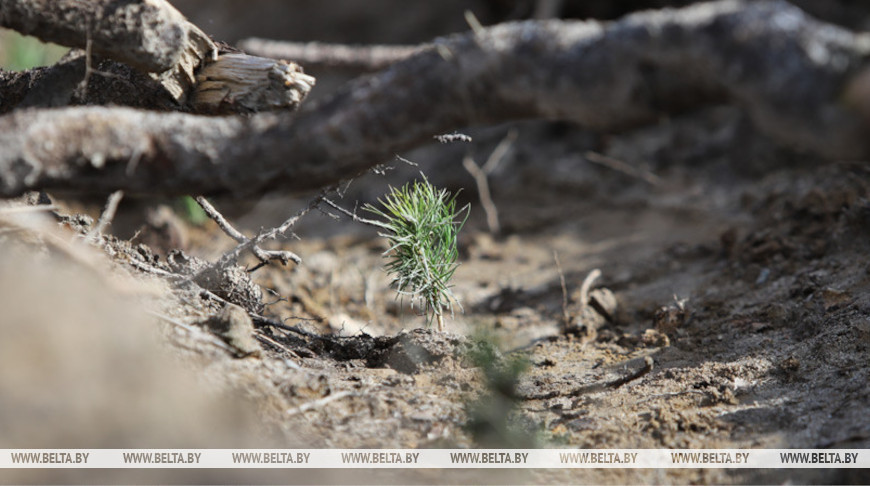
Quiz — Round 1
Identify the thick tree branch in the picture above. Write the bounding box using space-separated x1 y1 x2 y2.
0 0 189 73
0 0 213 105
0 52 181 114
2 0 870 197
0 0 314 112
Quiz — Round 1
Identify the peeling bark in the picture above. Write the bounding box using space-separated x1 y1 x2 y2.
1 0 870 197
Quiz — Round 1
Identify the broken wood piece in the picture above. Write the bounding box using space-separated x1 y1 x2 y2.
563 270 617 340
192 54 316 114
152 20 217 104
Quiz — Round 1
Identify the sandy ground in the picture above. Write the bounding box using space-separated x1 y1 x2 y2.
1 104 868 484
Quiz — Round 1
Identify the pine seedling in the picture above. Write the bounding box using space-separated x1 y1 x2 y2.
364 176 468 331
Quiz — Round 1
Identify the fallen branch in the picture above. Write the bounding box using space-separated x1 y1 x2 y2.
0 0 313 112
0 0 220 105
237 39 421 73
0 0 188 73
2 0 870 197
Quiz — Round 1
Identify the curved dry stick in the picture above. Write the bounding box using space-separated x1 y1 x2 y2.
1 0 869 198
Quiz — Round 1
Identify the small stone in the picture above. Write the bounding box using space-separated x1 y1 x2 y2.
654 296 690 334
820 288 851 311
641 328 670 347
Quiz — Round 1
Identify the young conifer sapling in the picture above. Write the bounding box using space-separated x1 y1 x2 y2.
364 176 468 331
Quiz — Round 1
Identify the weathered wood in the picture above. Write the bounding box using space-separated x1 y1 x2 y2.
1 0 870 197
0 0 222 106
0 9 314 111
192 54 315 114
0 0 188 73
152 20 217 103
0 52 181 114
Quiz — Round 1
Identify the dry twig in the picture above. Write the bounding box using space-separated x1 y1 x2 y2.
86 190 123 241
584 151 662 186
553 251 570 328
237 39 422 73
251 314 320 339
146 309 235 353
286 391 355 416
635 389 707 405
322 198 390 230
0 204 57 214
253 331 301 358
195 196 301 271
462 129 516 233
192 189 331 285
